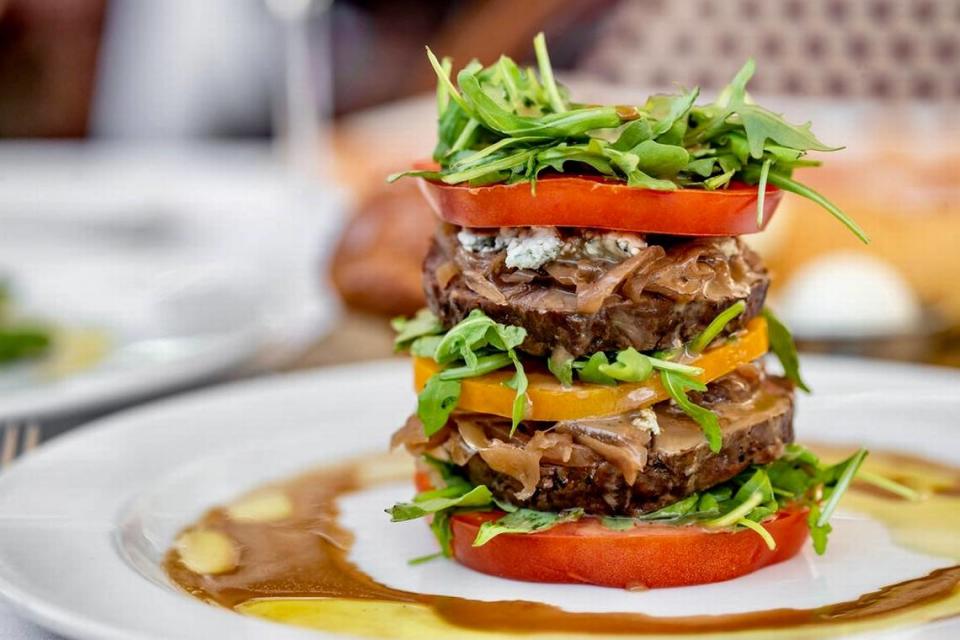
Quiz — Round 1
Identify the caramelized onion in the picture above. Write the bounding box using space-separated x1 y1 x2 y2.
450 415 543 499
507 286 578 313
462 270 508 304
390 415 452 457
555 415 652 485
478 445 543 499
440 227 765 315
543 262 581 287
434 260 459 290
576 251 656 314
499 269 538 284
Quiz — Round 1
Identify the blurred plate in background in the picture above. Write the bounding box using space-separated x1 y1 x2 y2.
0 142 344 420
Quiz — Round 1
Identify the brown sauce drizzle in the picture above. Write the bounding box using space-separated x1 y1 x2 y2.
165 447 960 637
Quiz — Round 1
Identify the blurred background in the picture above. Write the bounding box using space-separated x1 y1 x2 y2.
1 0 958 440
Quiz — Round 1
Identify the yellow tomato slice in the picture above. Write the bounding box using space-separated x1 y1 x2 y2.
413 317 768 421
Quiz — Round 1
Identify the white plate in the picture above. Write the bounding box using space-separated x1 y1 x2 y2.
0 356 958 640
0 143 344 420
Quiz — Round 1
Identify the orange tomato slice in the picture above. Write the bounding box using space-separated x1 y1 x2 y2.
412 317 768 421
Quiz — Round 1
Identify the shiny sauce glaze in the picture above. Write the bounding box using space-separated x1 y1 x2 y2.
165 446 960 638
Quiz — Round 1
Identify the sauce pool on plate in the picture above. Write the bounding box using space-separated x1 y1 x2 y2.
165 446 960 639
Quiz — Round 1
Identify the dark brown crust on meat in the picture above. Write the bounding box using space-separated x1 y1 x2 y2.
463 399 794 516
423 237 770 357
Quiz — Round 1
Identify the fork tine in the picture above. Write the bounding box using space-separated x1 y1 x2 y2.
1 423 20 469
23 423 41 454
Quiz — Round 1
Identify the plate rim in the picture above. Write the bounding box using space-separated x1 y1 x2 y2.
0 355 958 640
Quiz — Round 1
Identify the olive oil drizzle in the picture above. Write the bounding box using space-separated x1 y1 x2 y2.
165 447 960 638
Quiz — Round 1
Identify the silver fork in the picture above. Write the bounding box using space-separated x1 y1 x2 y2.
0 421 41 470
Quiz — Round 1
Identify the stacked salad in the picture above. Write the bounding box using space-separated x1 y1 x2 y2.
386 35 889 588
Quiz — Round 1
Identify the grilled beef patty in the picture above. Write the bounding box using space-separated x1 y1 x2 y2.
423 226 770 357
465 401 792 515
395 366 795 517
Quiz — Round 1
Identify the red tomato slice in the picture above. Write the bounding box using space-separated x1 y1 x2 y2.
414 472 808 588
417 174 782 236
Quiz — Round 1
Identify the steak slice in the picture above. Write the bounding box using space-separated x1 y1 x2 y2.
449 371 795 517
423 228 770 357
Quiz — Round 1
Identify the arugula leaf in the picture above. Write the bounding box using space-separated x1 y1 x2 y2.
473 508 583 546
715 59 839 159
408 551 444 565
437 353 514 380
434 309 525 365
504 349 529 434
703 169 735 190
816 449 868 529
409 335 443 358
685 157 716 177
388 461 494 559
612 119 652 151
577 352 617 385
650 88 699 137
635 494 700 521
757 169 870 244
389 445 890 559
782 442 821 466
406 310 530 437
426 47 470 116
689 300 746 354
547 349 574 386
533 32 565 114
704 489 764 529
737 517 776 550
435 55 454 113
417 377 461 436
597 347 653 383
645 355 703 377
660 370 722 453
600 516 636 531
632 139 690 177
429 509 454 557
397 36 865 244
762 307 810 392
392 309 443 352
387 485 493 521
756 157 772 226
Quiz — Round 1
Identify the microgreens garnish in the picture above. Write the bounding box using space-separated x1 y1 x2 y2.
390 34 868 243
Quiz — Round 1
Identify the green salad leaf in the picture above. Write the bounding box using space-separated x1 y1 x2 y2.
405 310 529 436
660 369 722 453
417 376 461 436
387 485 493 522
394 34 867 243
395 302 758 449
390 446 888 560
473 507 584 546
763 307 810 392
689 300 746 354
576 352 617 385
392 309 443 352
547 349 575 387
597 347 653 382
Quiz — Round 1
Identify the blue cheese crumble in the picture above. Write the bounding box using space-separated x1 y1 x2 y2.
502 227 563 269
457 226 647 270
